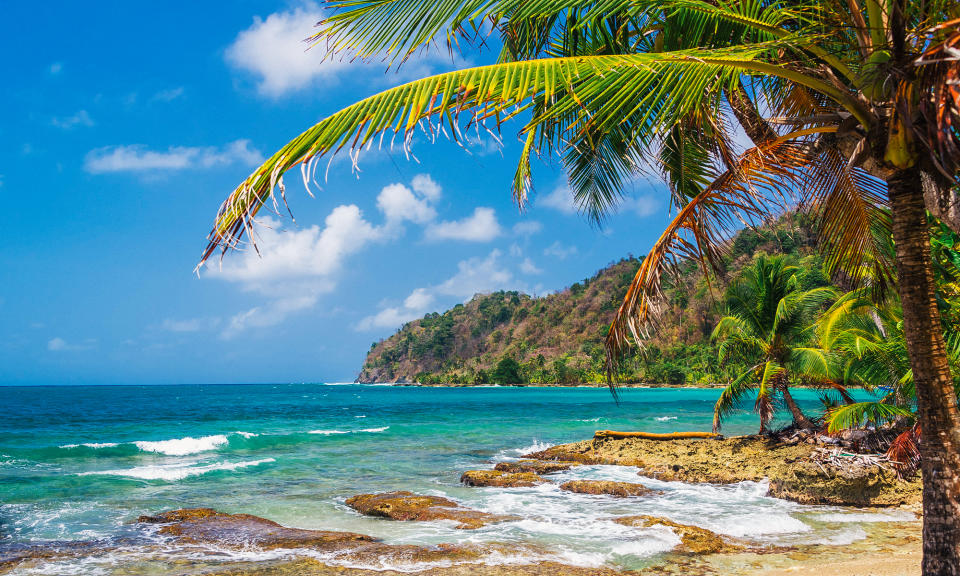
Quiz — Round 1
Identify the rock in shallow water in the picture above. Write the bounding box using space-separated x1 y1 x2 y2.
493 460 579 474
559 480 657 497
613 515 736 554
460 470 545 487
137 508 373 550
345 491 516 529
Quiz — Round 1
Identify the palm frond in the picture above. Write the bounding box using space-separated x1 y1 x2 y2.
826 401 915 433
605 137 819 374
713 364 759 432
916 18 960 177
201 47 828 267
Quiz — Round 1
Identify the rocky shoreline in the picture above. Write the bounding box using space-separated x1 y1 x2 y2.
1 433 922 576
526 432 922 508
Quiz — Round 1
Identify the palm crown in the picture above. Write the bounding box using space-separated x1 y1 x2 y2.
711 254 835 432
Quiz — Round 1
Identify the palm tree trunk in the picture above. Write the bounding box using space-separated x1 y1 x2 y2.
781 386 815 429
888 166 960 576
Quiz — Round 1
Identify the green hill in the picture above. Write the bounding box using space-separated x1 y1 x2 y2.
357 213 825 386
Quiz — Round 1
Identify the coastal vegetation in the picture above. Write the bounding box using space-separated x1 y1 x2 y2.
359 215 821 386
197 0 960 572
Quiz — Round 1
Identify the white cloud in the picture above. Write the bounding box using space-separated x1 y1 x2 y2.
378 183 436 225
622 194 660 217
411 174 442 201
226 4 351 98
161 317 221 332
224 294 321 336
225 4 457 98
52 110 94 129
47 337 96 351
84 139 264 173
544 241 578 260
539 185 578 214
426 207 501 242
520 258 542 275
357 250 517 331
152 87 185 102
48 62 63 75
404 288 434 310
211 208 381 289
512 220 542 236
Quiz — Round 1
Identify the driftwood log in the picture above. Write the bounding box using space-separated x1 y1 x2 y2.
593 430 720 440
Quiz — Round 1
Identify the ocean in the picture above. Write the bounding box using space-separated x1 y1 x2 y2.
0 384 912 574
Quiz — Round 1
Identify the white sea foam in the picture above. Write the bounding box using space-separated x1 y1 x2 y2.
133 435 229 456
78 458 274 481
234 431 259 439
309 429 350 435
498 440 553 460
59 442 120 449
654 416 678 422
358 426 389 433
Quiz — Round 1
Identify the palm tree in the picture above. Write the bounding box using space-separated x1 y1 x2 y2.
196 2 960 571
712 255 835 433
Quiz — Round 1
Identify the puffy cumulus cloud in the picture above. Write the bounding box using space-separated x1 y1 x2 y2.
357 250 518 331
411 174 442 201
210 175 447 337
225 4 341 98
425 207 501 242
378 183 436 226
84 140 264 173
212 208 381 288
225 4 459 98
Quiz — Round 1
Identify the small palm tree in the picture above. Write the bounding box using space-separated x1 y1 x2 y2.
712 255 835 433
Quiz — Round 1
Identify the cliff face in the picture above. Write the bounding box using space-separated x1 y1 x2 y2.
358 214 821 385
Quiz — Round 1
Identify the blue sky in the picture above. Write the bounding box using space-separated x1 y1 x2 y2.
0 1 676 385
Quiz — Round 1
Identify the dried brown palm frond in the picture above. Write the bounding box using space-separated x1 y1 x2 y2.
808 149 894 296
916 18 960 178
604 136 820 380
887 424 922 477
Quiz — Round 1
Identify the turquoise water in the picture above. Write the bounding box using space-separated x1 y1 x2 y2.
0 384 910 574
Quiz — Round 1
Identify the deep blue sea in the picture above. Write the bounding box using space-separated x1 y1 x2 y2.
0 384 912 574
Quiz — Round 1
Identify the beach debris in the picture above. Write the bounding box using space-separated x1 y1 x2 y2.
345 491 517 529
613 515 737 554
559 480 658 497
460 470 546 487
810 447 894 471
494 460 580 474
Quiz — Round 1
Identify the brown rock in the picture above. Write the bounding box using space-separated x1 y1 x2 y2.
493 460 578 474
460 470 545 487
137 508 373 550
345 491 515 529
614 515 736 555
559 480 656 497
